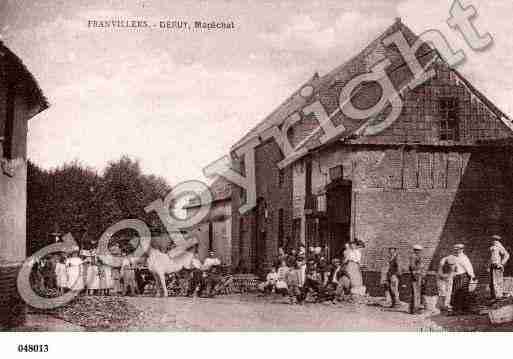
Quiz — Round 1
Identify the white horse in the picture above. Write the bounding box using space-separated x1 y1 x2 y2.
146 247 194 297
97 236 197 297
133 237 196 297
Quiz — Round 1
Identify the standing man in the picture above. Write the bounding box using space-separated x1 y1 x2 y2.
297 255 307 297
382 247 401 308
437 255 457 312
451 244 475 315
489 235 509 300
409 245 424 314
187 250 203 297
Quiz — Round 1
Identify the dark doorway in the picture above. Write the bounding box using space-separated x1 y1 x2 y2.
253 198 266 275
4 82 16 159
326 180 352 259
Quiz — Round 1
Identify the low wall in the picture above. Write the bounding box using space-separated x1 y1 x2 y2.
0 261 25 329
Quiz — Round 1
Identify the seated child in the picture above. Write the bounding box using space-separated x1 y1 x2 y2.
259 266 278 294
275 260 290 295
303 265 323 302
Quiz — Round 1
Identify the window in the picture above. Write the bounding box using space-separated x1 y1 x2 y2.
238 217 244 257
3 82 15 159
292 218 301 246
240 188 247 206
278 169 284 188
208 221 214 251
278 209 284 248
439 97 459 141
329 165 343 181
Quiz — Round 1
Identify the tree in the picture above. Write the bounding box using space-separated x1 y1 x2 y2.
27 156 172 254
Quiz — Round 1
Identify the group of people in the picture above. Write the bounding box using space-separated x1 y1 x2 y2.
259 241 366 304
260 235 510 314
381 234 510 315
34 246 225 298
185 250 223 297
35 246 140 297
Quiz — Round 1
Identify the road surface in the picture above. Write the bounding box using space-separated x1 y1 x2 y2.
124 294 445 331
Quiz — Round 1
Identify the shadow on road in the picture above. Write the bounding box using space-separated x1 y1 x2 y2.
427 312 513 332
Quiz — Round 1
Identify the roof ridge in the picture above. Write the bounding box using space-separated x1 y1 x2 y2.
230 71 320 150
231 18 417 151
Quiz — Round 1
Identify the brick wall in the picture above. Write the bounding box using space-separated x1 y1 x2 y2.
187 200 232 265
229 23 513 287
0 49 35 328
291 145 511 287
231 139 293 277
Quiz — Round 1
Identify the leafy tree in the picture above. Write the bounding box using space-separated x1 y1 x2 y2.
27 156 172 254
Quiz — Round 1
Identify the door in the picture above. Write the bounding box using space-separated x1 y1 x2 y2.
327 181 352 259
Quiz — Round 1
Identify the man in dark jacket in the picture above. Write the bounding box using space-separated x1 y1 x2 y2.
409 245 424 314
382 247 401 308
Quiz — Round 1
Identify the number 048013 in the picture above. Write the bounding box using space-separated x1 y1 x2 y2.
17 344 49 353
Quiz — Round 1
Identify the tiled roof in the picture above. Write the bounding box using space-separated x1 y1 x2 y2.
0 40 49 117
231 18 423 151
183 176 232 209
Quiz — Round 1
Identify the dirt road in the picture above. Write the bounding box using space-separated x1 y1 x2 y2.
124 295 445 331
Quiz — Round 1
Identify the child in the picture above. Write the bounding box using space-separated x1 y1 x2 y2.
65 250 84 294
275 260 289 296
286 261 303 304
122 258 139 296
259 266 278 294
97 258 113 296
303 264 322 302
55 255 68 295
86 256 100 296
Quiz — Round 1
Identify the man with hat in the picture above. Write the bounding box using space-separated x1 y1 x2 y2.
450 244 475 314
408 245 425 314
489 235 509 300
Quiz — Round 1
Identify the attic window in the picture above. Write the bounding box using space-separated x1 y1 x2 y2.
329 165 343 182
439 97 459 141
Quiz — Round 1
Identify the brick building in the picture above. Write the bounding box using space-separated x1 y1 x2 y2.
229 19 513 283
185 177 233 265
0 41 48 327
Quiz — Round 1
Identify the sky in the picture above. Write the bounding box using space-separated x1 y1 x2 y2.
1 0 512 186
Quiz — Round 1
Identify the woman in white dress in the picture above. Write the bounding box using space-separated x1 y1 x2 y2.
99 260 113 296
55 255 68 295
65 251 84 292
341 241 364 295
86 257 100 295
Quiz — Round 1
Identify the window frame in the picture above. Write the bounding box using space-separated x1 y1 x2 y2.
439 97 459 141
